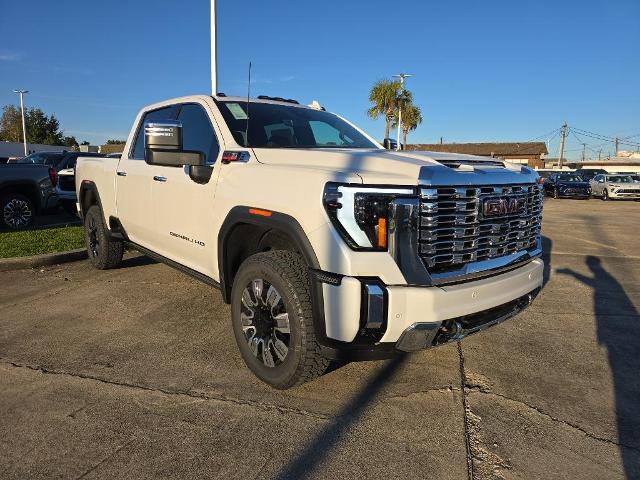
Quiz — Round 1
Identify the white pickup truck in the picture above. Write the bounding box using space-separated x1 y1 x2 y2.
76 94 544 389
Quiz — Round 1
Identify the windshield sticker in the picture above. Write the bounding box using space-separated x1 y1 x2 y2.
226 103 248 120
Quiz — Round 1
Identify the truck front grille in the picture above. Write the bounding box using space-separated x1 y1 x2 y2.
418 183 543 274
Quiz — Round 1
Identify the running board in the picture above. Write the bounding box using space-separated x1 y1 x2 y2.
126 241 220 289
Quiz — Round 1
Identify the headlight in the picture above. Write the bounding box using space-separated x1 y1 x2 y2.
323 183 415 250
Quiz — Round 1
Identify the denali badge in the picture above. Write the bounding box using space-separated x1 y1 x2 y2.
482 196 527 218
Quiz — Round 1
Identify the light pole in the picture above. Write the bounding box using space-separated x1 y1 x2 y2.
392 73 412 151
13 89 29 156
210 0 218 95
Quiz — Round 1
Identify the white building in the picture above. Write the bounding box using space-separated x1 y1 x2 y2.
0 141 69 162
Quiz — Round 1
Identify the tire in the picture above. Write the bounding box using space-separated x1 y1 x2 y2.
1 193 34 230
84 204 123 269
230 250 330 389
552 188 559 199
602 189 608 201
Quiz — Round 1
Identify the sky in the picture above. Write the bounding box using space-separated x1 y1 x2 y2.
0 0 638 159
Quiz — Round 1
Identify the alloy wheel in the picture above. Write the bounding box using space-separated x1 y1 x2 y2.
3 198 32 229
240 278 290 368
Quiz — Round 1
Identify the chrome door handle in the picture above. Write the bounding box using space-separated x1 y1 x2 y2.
153 176 167 182
116 171 127 176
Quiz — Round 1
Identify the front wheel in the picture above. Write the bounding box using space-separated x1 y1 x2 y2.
552 189 559 199
231 250 330 389
1 193 34 230
84 205 123 269
602 189 609 201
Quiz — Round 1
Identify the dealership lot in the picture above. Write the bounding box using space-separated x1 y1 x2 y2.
0 199 638 479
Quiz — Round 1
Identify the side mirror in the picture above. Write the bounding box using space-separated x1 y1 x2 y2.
145 121 204 167
383 138 398 150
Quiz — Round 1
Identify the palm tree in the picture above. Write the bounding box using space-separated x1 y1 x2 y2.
367 79 401 140
393 102 423 147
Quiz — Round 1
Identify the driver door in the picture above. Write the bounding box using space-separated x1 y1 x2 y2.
149 102 222 276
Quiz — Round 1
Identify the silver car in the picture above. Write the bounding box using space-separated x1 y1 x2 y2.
590 174 640 200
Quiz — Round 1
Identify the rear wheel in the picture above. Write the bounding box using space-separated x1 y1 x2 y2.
230 250 330 389
1 193 34 230
84 205 123 269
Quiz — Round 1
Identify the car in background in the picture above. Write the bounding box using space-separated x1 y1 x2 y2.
574 168 607 182
590 174 640 200
8 151 67 166
543 172 591 199
106 152 122 158
0 163 58 229
55 152 105 215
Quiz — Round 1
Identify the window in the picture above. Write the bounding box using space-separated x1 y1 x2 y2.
176 103 219 164
130 105 178 159
216 100 377 149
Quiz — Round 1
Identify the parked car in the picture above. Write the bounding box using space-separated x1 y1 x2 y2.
574 168 607 182
543 173 591 199
75 94 545 389
0 163 58 229
590 174 640 200
54 152 105 215
9 151 67 166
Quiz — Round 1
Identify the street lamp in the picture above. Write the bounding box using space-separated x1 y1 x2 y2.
392 73 412 151
13 89 29 156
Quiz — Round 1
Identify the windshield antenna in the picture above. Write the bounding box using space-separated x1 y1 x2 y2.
245 61 251 148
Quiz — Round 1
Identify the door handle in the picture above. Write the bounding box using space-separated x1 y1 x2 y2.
116 171 127 176
153 176 167 182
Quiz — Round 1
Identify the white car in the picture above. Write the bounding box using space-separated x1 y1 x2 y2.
75 94 545 389
590 174 640 200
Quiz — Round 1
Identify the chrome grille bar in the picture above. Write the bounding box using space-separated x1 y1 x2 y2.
418 183 543 273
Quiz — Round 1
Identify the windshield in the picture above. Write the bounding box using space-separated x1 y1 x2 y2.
216 100 378 149
557 174 585 182
16 152 64 165
608 175 633 183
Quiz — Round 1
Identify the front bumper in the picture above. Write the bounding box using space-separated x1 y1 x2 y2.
317 258 543 357
609 189 640 199
558 189 591 198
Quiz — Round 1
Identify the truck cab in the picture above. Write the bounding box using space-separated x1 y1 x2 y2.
76 94 544 389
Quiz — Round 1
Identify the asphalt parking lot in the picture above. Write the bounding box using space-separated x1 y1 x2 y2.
1 198 638 479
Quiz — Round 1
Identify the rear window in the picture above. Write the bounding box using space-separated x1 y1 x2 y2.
216 100 377 149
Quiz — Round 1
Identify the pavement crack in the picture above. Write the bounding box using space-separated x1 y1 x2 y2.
384 385 457 400
457 342 476 480
2 360 329 421
75 437 136 480
465 386 640 454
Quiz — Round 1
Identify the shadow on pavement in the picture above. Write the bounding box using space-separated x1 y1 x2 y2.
274 354 407 480
541 235 552 286
558 256 640 478
120 254 158 269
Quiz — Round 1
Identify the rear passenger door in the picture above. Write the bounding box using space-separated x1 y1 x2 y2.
149 102 222 275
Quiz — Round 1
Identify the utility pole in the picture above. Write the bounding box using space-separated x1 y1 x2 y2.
13 89 29 156
598 149 602 161
581 143 587 162
614 137 619 157
392 73 413 151
558 122 567 169
210 0 218 95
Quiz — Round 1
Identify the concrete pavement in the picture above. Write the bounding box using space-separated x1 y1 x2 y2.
0 199 638 479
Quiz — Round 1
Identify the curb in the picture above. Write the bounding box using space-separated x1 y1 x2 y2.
0 248 88 272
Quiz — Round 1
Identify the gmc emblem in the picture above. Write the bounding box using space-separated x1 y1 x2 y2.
482 196 527 218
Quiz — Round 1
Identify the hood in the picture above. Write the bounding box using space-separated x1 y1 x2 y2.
251 148 524 185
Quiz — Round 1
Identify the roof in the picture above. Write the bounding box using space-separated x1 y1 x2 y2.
407 142 548 156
